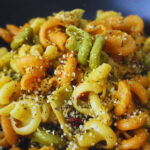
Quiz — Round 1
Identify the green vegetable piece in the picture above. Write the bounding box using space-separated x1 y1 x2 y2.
66 25 92 65
143 52 150 70
78 34 92 65
65 26 83 52
32 128 66 148
89 35 105 69
65 36 79 52
10 27 33 49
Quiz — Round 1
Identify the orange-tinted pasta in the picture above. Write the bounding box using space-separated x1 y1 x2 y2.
0 27 12 43
0 132 9 148
104 30 137 56
133 75 149 88
117 113 147 131
19 23 30 33
48 30 67 51
1 116 18 145
103 16 124 31
39 18 67 48
21 68 45 90
18 55 49 73
126 99 136 114
129 80 148 105
114 81 132 116
123 15 144 34
6 24 20 37
85 21 107 36
60 53 77 85
119 128 148 149
142 142 150 150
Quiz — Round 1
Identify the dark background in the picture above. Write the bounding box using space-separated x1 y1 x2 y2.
0 0 150 46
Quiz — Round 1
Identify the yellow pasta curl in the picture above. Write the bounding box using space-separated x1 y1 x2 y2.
76 119 117 149
72 63 111 124
0 77 20 105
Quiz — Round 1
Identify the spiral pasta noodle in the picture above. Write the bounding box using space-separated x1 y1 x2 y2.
48 84 73 140
129 80 148 105
1 116 18 145
114 80 132 116
0 99 41 135
119 128 148 149
0 76 20 104
0 47 14 68
39 18 67 51
60 52 77 85
116 113 147 131
0 28 12 43
0 9 150 150
72 63 111 124
75 119 117 149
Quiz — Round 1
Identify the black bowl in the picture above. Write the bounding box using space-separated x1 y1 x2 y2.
0 0 150 47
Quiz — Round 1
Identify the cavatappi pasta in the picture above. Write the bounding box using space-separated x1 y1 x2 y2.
0 9 150 150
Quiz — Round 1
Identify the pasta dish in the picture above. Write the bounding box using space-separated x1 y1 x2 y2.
0 9 150 150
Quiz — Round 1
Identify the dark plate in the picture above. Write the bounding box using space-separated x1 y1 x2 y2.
0 0 150 45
